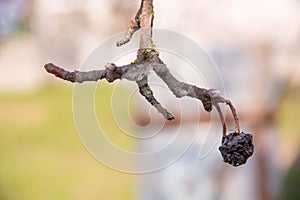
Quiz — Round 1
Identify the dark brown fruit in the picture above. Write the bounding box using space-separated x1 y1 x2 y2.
219 132 254 167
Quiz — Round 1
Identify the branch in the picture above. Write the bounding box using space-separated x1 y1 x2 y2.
45 63 121 83
43 0 253 167
139 0 154 48
43 1 240 129
45 62 157 83
116 0 144 46
137 77 175 120
116 0 154 48
152 61 212 112
44 55 214 118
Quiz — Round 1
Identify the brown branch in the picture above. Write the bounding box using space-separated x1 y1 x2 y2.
152 60 212 112
116 0 144 46
45 61 158 83
44 0 241 133
44 48 218 121
139 0 154 49
137 77 174 120
44 46 240 124
116 0 154 47
43 0 253 167
45 63 122 83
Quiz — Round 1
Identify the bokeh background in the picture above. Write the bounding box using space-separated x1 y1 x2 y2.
0 0 300 199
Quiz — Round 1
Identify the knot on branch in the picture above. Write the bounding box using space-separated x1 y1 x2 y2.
193 87 212 112
104 63 123 82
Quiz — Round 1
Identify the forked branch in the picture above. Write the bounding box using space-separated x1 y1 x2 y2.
44 0 241 134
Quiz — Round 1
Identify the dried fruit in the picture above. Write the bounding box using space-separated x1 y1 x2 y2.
219 132 254 167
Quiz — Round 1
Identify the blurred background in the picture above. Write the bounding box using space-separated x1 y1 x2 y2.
0 0 300 199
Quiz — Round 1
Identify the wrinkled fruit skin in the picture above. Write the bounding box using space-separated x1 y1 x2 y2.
219 132 254 167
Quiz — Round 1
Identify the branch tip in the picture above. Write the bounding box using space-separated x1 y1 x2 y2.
137 78 175 121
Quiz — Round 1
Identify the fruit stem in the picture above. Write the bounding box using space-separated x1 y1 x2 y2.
225 99 241 134
214 103 227 136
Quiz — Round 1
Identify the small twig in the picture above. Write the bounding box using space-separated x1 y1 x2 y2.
116 17 140 47
137 77 174 120
152 60 212 112
116 0 143 46
139 0 154 49
44 63 123 83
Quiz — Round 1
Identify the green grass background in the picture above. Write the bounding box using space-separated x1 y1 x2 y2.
0 83 299 200
0 83 135 200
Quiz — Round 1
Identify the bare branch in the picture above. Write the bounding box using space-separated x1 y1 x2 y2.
45 63 121 83
153 62 212 112
116 17 140 47
45 62 154 83
116 0 144 46
43 0 252 166
137 77 175 120
139 0 154 49
44 47 235 120
44 1 241 130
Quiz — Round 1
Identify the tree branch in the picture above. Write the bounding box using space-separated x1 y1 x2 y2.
152 60 212 112
116 0 144 46
139 0 154 49
43 0 254 167
44 51 214 116
137 77 175 120
44 0 241 132
45 63 121 83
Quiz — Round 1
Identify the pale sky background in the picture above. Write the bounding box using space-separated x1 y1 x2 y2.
0 0 300 91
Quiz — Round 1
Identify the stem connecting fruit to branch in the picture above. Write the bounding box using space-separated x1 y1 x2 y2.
44 0 254 167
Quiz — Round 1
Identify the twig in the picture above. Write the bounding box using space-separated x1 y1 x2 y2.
152 59 212 112
137 77 174 120
44 0 241 133
116 0 144 46
138 0 154 48
45 63 122 83
116 0 154 48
